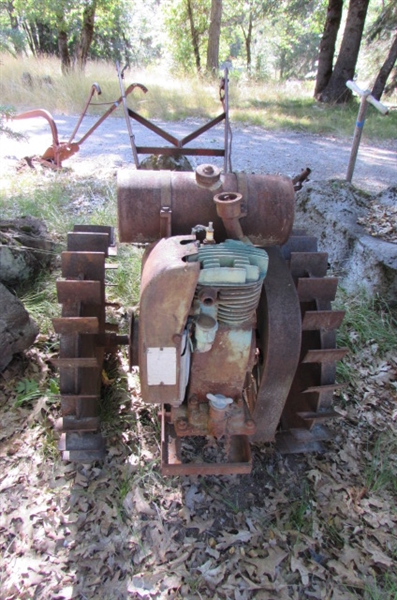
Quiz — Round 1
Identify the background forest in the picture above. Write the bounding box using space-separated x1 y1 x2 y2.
0 0 396 105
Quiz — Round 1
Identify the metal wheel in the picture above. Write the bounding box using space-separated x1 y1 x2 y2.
250 235 347 453
53 225 117 461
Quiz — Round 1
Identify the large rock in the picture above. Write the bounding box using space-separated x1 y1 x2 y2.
295 181 397 301
0 283 38 372
0 216 55 287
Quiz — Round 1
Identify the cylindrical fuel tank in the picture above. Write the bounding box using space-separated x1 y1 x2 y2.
117 167 295 246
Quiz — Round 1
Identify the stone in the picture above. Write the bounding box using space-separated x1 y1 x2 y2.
139 154 193 171
0 282 38 372
295 181 397 301
0 216 55 287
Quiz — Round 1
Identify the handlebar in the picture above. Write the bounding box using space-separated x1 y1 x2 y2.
346 80 389 115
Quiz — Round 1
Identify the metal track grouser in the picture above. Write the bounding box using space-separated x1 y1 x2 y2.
53 162 347 475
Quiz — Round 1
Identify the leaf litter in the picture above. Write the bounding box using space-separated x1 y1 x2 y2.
1 201 397 599
1 334 396 600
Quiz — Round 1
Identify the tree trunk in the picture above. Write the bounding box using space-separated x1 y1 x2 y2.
6 0 23 55
187 0 201 73
6 1 18 30
75 0 97 70
22 22 38 57
371 33 397 100
242 12 253 73
318 0 370 104
206 0 222 74
58 29 71 75
314 0 343 98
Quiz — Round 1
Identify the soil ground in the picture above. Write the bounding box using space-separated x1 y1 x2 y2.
0 116 396 600
2 115 396 193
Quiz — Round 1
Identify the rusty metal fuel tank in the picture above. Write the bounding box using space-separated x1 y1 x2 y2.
117 165 295 246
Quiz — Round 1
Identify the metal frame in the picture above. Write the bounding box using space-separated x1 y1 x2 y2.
117 68 231 172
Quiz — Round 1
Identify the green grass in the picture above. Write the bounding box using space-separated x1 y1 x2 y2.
0 171 117 238
1 54 396 140
336 290 397 357
335 290 397 386
19 277 60 334
365 432 397 497
364 574 397 600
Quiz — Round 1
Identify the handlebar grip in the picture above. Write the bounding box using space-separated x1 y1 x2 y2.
346 80 389 115
346 80 365 96
367 95 389 115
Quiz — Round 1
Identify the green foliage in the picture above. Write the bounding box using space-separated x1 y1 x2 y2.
1 0 397 94
14 378 41 407
0 0 164 65
365 432 397 497
335 290 397 386
336 291 397 357
14 376 59 408
20 279 60 335
0 105 26 140
288 480 313 533
163 0 210 72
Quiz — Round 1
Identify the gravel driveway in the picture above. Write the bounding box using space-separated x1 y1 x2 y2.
2 114 396 193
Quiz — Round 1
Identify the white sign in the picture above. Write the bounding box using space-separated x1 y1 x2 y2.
147 347 177 385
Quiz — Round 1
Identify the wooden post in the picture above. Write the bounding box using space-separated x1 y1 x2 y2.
345 80 389 183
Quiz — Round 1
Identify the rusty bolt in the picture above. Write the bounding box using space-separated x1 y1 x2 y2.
189 395 198 406
245 419 255 430
177 418 188 430
195 163 221 188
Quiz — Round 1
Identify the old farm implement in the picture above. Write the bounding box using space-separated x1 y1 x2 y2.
51 73 347 475
13 65 232 171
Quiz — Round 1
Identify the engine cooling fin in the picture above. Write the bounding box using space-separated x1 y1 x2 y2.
191 240 269 325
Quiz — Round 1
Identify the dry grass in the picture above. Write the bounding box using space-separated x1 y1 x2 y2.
1 55 396 139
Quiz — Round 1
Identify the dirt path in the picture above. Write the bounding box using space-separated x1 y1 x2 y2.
2 115 396 193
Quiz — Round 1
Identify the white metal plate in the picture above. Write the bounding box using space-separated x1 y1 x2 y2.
147 347 177 385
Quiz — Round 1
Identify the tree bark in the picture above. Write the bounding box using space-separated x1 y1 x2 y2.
5 0 23 54
371 32 397 100
22 21 38 56
75 0 97 70
318 0 370 104
314 0 343 98
206 0 222 74
187 0 201 73
242 12 253 72
58 29 71 75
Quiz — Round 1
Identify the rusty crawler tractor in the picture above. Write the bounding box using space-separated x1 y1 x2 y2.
53 163 347 475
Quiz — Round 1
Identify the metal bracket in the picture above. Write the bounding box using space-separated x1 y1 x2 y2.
160 413 252 476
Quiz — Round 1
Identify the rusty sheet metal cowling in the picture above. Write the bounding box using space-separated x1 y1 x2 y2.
139 235 200 405
117 167 295 246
